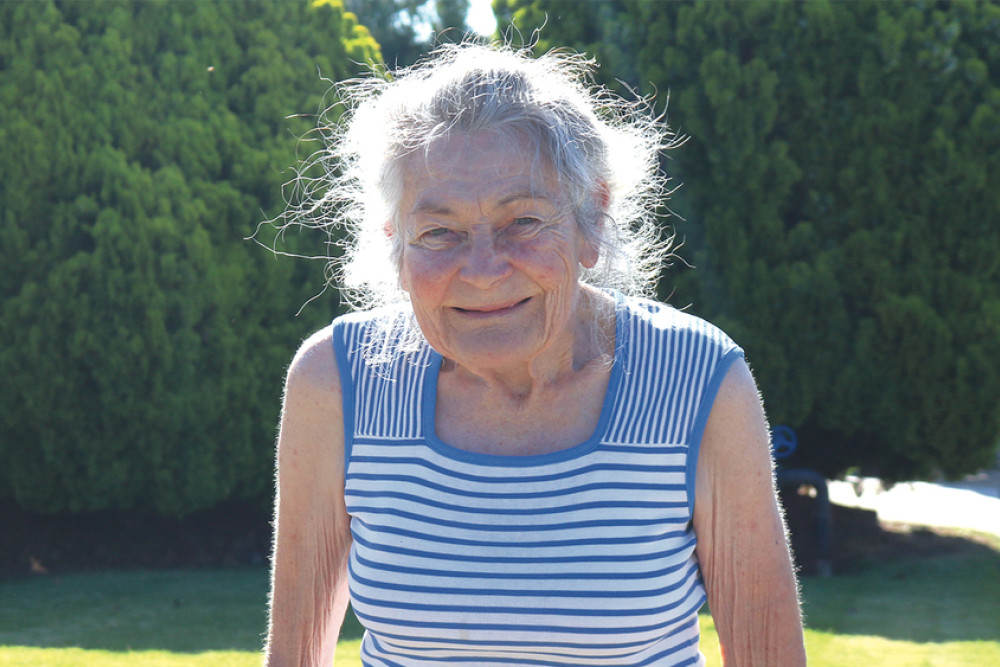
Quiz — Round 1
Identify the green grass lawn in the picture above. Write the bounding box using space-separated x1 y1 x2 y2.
1 546 998 666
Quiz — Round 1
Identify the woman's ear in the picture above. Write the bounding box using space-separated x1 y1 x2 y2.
580 183 610 269
580 227 602 269
383 220 394 237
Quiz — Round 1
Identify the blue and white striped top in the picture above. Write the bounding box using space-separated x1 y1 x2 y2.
332 294 743 666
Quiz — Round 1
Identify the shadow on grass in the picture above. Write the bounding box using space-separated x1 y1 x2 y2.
785 493 1000 644
0 567 272 653
802 546 1000 644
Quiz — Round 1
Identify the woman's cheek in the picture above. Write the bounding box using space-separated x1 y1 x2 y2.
401 247 452 294
512 239 579 287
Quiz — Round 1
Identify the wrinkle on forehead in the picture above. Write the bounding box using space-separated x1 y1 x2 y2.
410 188 559 219
400 130 564 219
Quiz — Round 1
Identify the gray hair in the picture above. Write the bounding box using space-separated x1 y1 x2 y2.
280 42 681 343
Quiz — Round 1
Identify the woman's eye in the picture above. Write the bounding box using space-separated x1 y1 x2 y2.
415 227 461 248
508 217 544 236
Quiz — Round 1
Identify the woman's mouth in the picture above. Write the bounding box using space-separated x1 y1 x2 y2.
452 298 530 317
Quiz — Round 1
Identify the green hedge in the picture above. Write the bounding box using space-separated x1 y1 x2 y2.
0 0 379 515
499 0 1000 481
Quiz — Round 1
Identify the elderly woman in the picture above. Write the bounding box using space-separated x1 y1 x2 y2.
265 43 805 666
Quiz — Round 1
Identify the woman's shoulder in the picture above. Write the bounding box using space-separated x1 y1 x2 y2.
619 294 740 352
285 324 341 403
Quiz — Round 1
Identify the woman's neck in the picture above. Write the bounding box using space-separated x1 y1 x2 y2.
441 286 615 403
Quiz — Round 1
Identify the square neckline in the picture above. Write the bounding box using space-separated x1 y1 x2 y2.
420 292 627 467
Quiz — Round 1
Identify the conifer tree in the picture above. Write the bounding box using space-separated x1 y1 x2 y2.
0 0 379 515
497 0 1000 481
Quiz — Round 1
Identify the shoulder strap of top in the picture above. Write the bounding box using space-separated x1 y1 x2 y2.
614 296 745 514
331 308 435 471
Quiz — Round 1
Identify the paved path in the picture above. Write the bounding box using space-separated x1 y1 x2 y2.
827 468 1000 537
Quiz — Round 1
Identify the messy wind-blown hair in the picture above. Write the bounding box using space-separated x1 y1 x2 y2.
276 41 682 355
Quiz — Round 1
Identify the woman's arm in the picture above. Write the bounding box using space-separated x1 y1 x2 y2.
694 358 807 666
265 326 353 666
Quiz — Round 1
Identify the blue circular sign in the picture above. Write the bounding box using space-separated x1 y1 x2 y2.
771 425 798 459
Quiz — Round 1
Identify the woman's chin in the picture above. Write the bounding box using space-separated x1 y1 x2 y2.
436 331 547 374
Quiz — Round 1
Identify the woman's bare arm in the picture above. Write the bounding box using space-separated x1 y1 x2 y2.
265 326 353 666
694 359 806 666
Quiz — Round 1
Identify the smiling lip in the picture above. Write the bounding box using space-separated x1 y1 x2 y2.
452 298 530 317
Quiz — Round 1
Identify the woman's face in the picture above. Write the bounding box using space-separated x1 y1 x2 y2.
397 130 599 375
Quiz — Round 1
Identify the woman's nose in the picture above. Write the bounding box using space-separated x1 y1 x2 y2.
458 234 512 289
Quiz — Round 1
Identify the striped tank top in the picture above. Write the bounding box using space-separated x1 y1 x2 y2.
332 294 743 666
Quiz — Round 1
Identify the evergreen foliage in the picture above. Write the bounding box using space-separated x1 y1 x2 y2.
498 0 1000 481
0 0 379 515
344 0 472 67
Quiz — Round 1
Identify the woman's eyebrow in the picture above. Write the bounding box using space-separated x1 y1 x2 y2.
410 198 455 217
496 189 555 207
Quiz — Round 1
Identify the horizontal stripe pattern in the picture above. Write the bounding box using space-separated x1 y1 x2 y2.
334 296 738 666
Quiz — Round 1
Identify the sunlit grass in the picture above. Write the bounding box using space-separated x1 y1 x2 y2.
5 624 999 666
0 647 261 666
